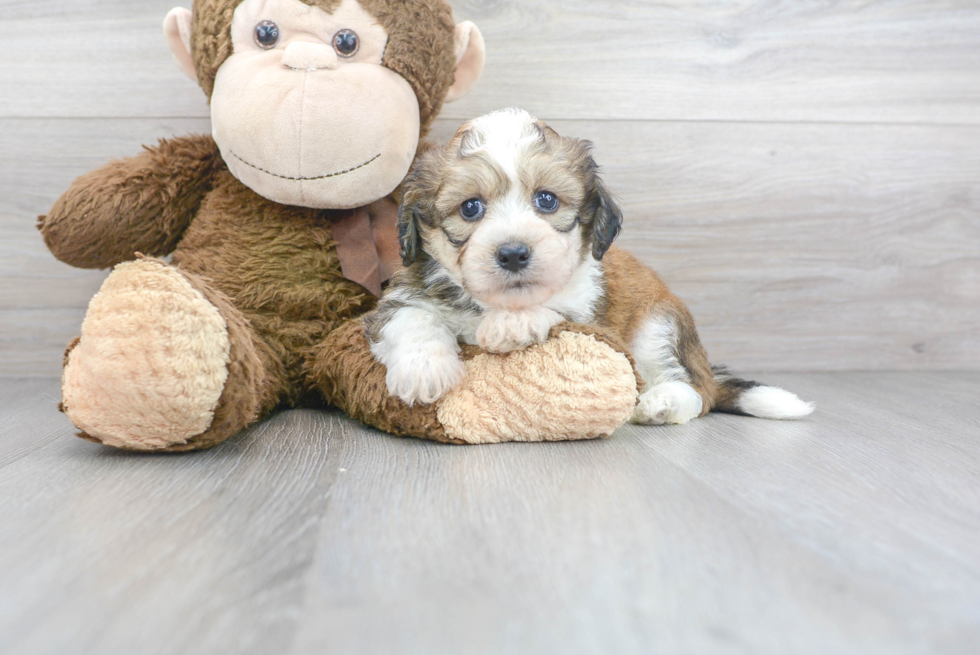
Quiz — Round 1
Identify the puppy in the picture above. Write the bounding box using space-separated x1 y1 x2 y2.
364 108 813 425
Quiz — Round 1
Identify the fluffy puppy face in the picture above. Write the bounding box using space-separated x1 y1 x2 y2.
399 108 622 310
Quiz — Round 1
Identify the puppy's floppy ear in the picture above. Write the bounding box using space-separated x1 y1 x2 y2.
397 196 424 266
588 171 623 261
398 150 444 266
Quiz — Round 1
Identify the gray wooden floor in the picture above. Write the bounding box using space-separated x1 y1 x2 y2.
1 373 978 654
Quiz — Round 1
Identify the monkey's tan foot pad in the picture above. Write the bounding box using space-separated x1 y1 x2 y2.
438 324 640 444
314 320 640 445
61 259 231 451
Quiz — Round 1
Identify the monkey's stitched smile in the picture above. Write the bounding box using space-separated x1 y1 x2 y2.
230 151 382 181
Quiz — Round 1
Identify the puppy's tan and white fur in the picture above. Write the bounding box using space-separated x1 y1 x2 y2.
365 108 813 424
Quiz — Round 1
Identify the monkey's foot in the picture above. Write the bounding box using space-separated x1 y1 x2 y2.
439 326 639 443
314 321 640 444
62 259 233 451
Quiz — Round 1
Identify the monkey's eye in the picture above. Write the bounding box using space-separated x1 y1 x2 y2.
460 198 486 221
333 29 360 57
254 21 281 49
534 191 560 213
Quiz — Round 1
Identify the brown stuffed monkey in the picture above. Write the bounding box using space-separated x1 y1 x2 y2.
37 0 639 451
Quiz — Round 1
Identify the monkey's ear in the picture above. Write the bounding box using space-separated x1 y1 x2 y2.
164 7 198 82
590 175 623 261
398 200 424 266
444 22 485 103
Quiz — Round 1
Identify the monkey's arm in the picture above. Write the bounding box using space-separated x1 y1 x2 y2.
312 320 641 445
38 134 221 269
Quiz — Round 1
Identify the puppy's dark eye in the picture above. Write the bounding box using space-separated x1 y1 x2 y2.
254 21 281 49
534 191 560 213
460 198 486 221
333 29 360 57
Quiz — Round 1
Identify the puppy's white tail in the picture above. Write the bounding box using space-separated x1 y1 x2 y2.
712 367 815 420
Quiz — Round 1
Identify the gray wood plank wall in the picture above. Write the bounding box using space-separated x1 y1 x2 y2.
2 0 978 377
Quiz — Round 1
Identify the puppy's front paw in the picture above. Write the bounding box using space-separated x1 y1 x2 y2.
476 307 564 353
385 344 465 407
632 381 703 425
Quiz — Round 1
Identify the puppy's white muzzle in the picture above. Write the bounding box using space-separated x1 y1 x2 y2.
461 211 582 310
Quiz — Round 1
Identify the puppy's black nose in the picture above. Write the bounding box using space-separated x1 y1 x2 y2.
496 243 531 272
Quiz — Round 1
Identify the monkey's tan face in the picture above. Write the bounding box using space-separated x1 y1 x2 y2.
211 0 420 209
410 110 597 310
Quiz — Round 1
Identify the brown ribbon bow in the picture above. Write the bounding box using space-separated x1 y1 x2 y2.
326 196 402 298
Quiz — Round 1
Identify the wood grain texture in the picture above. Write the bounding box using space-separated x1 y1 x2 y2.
3 1 980 124
0 393 344 654
1 373 978 654
3 117 977 375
